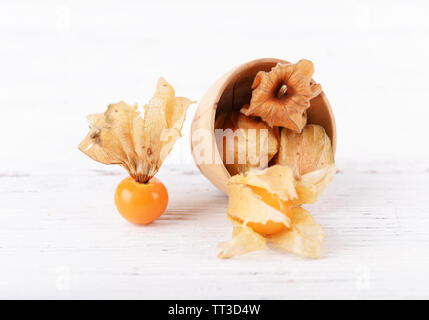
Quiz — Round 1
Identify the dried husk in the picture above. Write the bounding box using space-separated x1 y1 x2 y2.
274 124 334 179
219 162 334 260
227 184 291 227
228 164 297 202
294 164 336 205
218 216 267 259
273 124 336 205
79 78 193 183
217 61 335 260
241 60 322 132
215 111 279 176
267 207 325 259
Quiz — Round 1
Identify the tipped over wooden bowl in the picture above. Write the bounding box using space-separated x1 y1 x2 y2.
191 58 337 194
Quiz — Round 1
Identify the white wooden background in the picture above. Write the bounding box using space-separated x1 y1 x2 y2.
1 0 429 299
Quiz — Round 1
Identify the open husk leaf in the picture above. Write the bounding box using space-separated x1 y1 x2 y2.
229 164 297 202
79 78 193 183
294 164 336 205
215 111 279 176
267 207 325 259
219 164 332 259
218 216 267 259
227 184 292 227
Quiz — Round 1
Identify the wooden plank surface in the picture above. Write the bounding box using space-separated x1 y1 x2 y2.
1 160 428 299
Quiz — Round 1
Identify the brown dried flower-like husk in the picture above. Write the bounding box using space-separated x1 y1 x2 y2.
215 111 279 176
241 59 322 132
79 78 193 183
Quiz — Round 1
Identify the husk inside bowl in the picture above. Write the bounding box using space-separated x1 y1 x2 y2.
191 58 336 194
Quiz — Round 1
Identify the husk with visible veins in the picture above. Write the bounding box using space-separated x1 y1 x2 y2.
79 78 193 183
219 162 334 259
273 124 336 205
229 164 297 202
218 216 267 259
241 60 322 132
219 167 293 259
227 184 291 227
294 164 336 205
267 207 325 259
215 111 279 176
274 124 334 179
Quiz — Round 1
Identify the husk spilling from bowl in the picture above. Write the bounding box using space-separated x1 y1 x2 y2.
216 60 337 259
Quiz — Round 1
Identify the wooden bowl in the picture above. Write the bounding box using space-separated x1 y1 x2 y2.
191 58 337 194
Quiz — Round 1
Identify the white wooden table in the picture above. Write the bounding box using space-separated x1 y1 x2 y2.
1 0 429 299
1 159 429 299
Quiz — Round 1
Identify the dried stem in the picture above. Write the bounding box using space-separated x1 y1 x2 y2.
277 84 288 99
